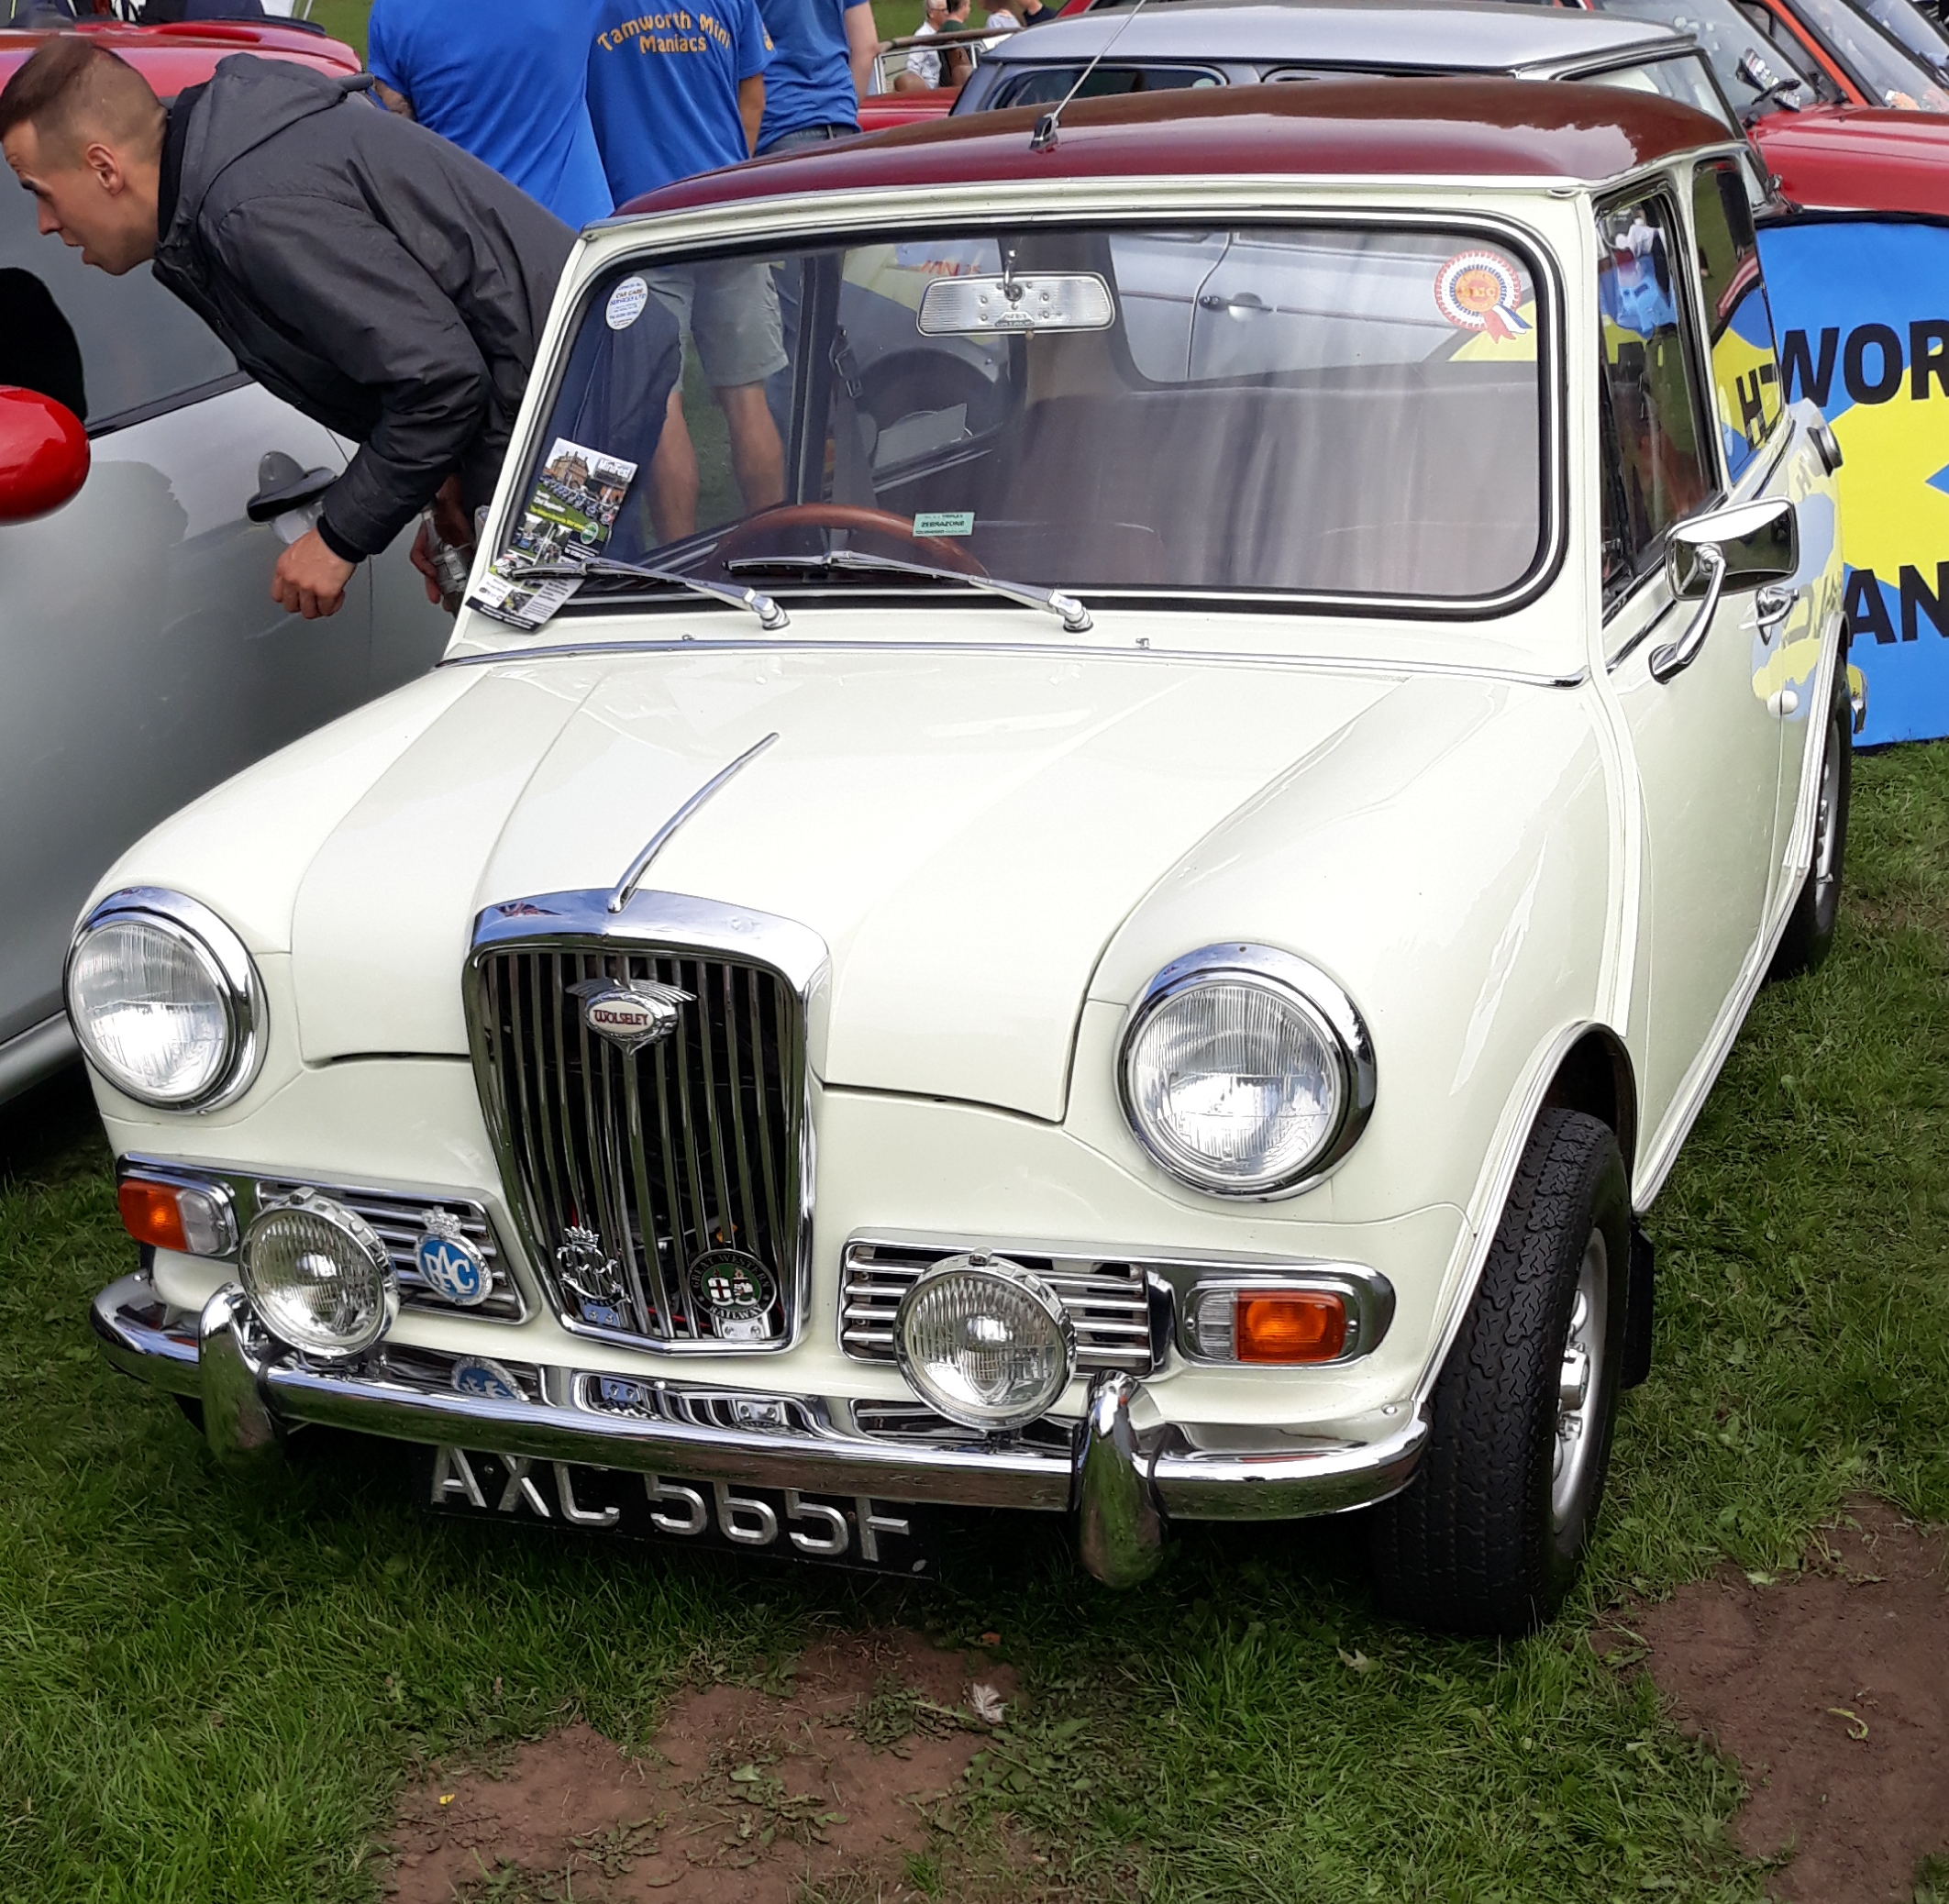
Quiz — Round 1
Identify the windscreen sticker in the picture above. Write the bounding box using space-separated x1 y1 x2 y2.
605 275 649 330
1434 249 1532 341
913 510 975 537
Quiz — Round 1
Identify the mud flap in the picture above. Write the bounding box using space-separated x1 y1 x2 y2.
1622 1221 1656 1389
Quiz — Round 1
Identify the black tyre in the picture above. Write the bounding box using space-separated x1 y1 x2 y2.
1767 674 1852 982
173 1393 205 1433
1371 1109 1630 1636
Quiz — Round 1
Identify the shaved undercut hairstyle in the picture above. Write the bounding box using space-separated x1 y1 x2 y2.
0 38 165 164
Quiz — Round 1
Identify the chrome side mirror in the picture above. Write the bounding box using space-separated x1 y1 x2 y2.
1651 496 1797 681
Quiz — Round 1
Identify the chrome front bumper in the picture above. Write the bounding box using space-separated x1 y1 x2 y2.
92 1270 1427 1586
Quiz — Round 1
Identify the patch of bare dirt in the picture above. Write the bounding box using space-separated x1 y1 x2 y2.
1619 1500 1949 1903
384 1630 1031 1902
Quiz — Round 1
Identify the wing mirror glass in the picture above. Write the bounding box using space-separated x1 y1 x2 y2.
1667 494 1797 599
0 384 90 525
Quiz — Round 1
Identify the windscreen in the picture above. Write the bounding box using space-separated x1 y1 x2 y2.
1788 0 1949 103
511 224 1549 610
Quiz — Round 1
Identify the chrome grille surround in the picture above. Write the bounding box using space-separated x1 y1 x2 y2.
841 1234 1167 1376
467 890 828 1356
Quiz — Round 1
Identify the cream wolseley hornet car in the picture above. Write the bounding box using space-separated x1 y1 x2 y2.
79 81 1850 1635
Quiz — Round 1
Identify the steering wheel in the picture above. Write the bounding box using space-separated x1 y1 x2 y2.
712 503 990 577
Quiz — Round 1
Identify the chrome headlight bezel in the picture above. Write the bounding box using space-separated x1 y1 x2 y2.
64 888 266 1112
1117 944 1376 1200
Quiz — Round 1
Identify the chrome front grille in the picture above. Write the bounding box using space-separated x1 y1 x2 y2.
472 940 805 1350
255 1180 518 1319
841 1238 1159 1375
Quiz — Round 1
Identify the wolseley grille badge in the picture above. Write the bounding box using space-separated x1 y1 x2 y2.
568 977 694 1055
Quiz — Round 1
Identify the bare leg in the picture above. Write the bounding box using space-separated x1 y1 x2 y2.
649 385 698 543
714 381 786 514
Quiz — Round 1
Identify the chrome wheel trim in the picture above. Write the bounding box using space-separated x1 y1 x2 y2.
1551 1229 1609 1532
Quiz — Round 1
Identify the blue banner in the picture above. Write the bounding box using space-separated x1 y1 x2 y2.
1758 217 1949 746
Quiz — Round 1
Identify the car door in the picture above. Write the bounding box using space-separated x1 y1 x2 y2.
0 189 374 1063
1598 183 1785 1145
1686 156 1833 874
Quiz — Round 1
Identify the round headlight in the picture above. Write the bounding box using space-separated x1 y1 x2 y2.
240 1190 396 1357
65 890 263 1110
1120 946 1374 1198
894 1254 1077 1433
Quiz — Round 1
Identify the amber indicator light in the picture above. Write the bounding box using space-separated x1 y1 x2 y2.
117 1179 188 1254
1235 1290 1348 1363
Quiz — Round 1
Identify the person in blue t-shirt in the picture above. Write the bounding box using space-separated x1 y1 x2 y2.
753 0 876 153
367 0 613 229
585 0 786 537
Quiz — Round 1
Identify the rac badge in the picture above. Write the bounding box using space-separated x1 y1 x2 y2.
415 1210 493 1307
568 978 693 1055
688 1246 777 1342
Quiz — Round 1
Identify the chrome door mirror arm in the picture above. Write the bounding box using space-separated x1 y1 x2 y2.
1648 542 1726 682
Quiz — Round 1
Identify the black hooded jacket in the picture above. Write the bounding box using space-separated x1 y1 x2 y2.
153 55 575 559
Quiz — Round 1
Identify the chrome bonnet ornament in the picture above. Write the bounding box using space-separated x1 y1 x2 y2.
568 976 694 1054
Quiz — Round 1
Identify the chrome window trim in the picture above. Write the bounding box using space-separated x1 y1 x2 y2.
1178 1267 1396 1366
516 202 1567 625
465 887 829 1356
66 888 265 1112
1117 943 1377 1201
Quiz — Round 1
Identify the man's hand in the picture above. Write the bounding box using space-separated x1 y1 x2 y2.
271 529 356 618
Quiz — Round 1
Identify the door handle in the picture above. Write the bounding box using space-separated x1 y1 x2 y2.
1747 582 1799 637
248 452 337 524
1766 685 1800 718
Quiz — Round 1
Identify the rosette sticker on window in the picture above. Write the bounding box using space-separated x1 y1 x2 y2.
1434 249 1533 342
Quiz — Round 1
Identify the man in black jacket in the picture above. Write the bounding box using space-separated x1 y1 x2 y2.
2 39 673 616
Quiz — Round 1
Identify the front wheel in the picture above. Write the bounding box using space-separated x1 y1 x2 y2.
1767 676 1852 982
1371 1109 1630 1635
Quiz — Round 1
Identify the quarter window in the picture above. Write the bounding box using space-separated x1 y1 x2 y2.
1689 159 1784 480
1596 194 1713 604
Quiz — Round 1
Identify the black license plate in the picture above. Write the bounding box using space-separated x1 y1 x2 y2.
413 1445 936 1577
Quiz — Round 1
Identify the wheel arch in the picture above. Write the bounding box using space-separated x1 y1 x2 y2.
1538 1024 1637 1184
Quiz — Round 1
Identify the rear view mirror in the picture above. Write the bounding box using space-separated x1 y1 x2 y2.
918 271 1113 335
0 384 90 525
1667 494 1797 599
1652 496 1798 682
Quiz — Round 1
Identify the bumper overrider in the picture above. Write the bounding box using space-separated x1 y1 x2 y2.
93 1270 1429 1587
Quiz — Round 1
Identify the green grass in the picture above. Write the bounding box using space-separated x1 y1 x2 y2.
5 744 1949 1901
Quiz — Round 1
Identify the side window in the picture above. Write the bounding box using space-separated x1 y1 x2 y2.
1596 194 1713 605
1689 159 1784 481
0 175 235 430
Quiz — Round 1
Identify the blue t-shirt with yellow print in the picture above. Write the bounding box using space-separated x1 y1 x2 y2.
586 0 771 205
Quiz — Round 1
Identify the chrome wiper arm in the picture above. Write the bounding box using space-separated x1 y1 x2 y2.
725 548 1092 633
504 557 789 630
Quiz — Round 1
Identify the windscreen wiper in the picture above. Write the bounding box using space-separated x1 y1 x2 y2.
504 557 790 630
725 548 1092 633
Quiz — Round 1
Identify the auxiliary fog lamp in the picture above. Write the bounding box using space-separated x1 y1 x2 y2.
238 1189 396 1358
893 1253 1078 1433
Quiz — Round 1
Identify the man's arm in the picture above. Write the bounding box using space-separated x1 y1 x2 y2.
846 0 878 97
206 194 493 559
373 80 416 119
737 74 766 154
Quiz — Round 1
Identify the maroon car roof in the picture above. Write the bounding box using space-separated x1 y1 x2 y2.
620 78 1729 218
